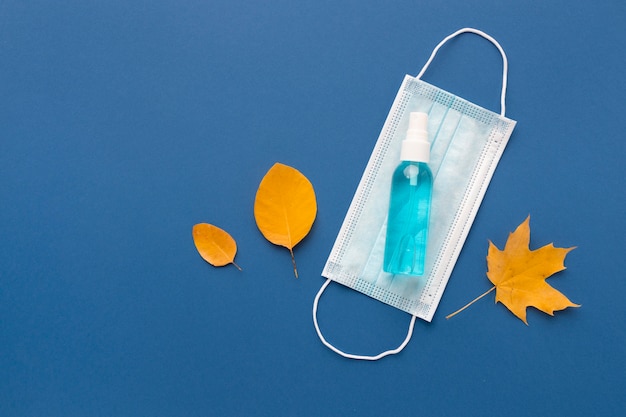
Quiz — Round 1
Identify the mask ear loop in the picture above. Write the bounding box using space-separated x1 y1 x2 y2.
416 27 509 117
313 278 417 361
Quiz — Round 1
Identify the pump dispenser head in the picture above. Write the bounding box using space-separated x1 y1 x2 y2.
400 112 430 162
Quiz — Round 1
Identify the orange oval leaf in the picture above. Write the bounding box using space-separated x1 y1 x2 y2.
192 223 241 270
254 163 317 277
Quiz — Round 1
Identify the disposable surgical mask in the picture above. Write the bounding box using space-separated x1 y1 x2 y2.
313 28 517 360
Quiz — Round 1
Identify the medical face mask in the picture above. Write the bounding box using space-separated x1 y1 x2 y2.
313 28 517 360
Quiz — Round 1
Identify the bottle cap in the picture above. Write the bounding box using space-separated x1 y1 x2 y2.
400 112 430 162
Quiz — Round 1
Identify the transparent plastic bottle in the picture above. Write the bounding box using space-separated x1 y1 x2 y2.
383 112 433 276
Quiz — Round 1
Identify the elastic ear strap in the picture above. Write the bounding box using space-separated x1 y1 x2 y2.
416 28 509 117
312 278 417 361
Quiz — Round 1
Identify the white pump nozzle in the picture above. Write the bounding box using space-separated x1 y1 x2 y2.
400 112 430 162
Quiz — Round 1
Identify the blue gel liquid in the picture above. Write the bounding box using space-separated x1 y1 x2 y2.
383 161 432 276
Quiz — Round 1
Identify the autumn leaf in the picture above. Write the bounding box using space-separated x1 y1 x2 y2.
254 162 317 278
446 216 579 324
192 223 242 270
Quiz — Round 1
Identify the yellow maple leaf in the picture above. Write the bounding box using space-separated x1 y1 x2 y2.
192 223 242 270
447 216 579 324
254 162 317 278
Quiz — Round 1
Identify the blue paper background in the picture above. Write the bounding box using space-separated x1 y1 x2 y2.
2 1 625 416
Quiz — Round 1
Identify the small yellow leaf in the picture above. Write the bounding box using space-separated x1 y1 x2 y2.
192 223 242 270
254 162 317 278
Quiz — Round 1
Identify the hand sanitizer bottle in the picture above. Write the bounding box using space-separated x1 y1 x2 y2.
383 112 433 276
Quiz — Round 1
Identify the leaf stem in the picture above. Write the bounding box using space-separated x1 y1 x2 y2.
231 261 242 271
289 248 299 278
446 286 495 320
